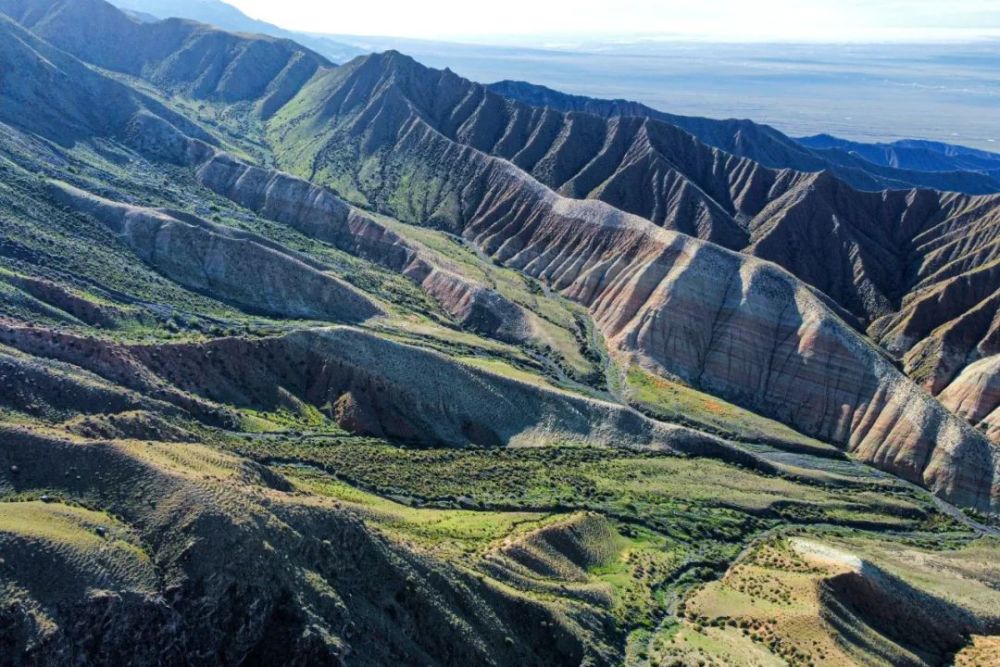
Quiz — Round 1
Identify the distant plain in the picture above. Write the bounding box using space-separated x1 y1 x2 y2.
332 37 1000 150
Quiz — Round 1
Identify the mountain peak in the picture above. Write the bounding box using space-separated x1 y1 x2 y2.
361 49 429 76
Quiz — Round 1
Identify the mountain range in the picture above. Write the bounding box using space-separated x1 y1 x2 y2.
112 0 1000 197
109 0 1000 194
0 0 998 664
488 80 1000 195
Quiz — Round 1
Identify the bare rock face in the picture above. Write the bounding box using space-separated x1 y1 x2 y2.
458 161 1000 510
2 7 995 510
47 181 383 323
881 266 1000 403
332 390 383 437
270 54 1000 510
194 152 355 230
745 173 1000 438
940 356 1000 441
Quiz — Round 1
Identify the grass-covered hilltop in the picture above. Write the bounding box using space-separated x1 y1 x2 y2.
0 0 999 664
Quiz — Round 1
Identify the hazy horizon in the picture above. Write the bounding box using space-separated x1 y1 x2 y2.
223 0 1000 43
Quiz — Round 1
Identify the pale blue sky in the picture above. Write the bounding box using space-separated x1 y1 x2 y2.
224 0 1000 42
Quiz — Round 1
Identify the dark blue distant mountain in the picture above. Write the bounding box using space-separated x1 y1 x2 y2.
798 133 1000 175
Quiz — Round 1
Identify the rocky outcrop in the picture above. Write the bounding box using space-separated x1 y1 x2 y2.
9 0 999 451
47 181 383 323
364 62 1000 410
6 8 1000 663
270 53 1000 510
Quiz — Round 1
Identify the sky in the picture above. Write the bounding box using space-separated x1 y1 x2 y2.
223 0 1000 43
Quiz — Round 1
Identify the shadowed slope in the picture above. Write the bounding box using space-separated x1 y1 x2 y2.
0 13 212 147
0 0 329 116
0 426 615 665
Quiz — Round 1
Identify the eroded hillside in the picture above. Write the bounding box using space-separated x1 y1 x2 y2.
265 50 1000 510
0 1 999 665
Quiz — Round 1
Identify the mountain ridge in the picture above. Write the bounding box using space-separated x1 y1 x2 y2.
0 0 330 116
489 79 1000 196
